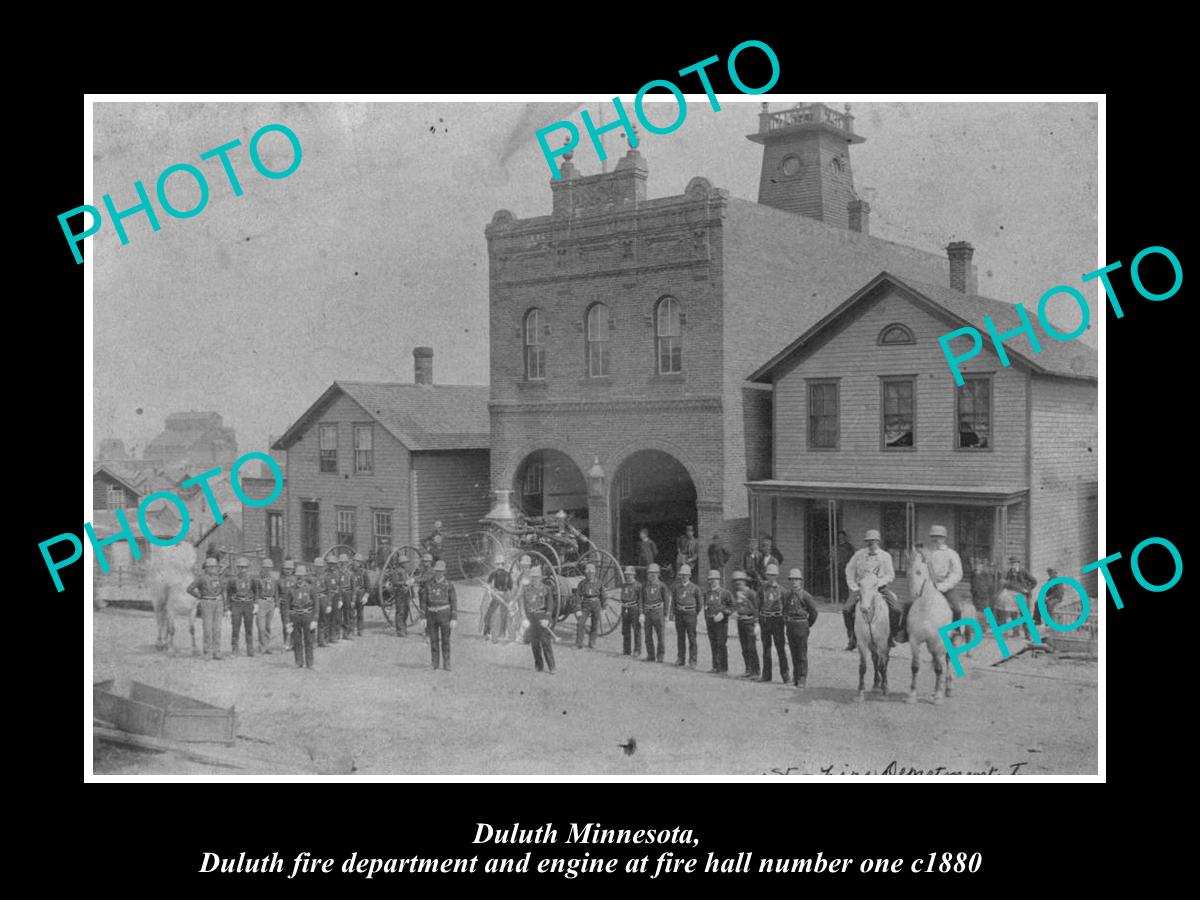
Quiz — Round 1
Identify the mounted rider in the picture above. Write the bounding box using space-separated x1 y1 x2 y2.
843 529 903 650
925 525 965 619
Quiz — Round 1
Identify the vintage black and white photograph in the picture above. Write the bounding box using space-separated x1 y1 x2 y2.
88 97 1099 776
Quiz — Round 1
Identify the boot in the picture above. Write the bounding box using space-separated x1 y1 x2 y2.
797 677 806 689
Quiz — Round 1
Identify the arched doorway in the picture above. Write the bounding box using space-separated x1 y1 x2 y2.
513 449 589 534
610 449 698 569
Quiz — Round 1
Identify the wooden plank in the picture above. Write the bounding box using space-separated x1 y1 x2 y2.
94 725 319 773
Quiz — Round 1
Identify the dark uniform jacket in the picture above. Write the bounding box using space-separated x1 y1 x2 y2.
732 586 759 622
742 550 766 582
1003 566 1037 594
671 581 702 617
423 579 457 619
187 573 227 606
637 539 658 568
290 579 316 615
782 587 819 624
620 581 642 610
258 574 279 603
277 574 297 605
228 573 257 604
704 587 735 620
758 582 785 618
577 575 602 605
641 580 670 611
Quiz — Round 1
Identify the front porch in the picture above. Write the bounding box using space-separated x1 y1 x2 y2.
746 480 1029 607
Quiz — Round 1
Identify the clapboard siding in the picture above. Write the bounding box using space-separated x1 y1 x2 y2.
412 450 492 561
771 286 1028 489
283 392 411 558
93 473 139 509
1029 375 1099 591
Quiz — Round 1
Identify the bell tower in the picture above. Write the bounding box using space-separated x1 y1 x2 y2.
747 102 866 229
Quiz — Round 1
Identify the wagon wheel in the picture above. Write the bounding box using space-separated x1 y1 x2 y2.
378 544 422 628
526 541 562 573
458 530 504 582
322 544 356 566
581 548 624 636
506 550 562 633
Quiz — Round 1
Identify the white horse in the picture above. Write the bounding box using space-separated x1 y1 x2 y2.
854 572 891 702
149 542 204 655
906 548 954 704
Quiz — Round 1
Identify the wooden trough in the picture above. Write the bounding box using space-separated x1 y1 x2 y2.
93 679 237 745
1046 598 1098 657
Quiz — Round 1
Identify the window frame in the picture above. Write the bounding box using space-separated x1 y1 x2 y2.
353 423 375 474
585 303 611 378
877 323 915 345
957 507 994 570
335 507 356 549
806 378 841 451
107 485 125 510
266 511 283 550
523 308 546 381
655 296 682 375
318 423 338 473
372 509 393 555
880 375 917 451
955 374 994 451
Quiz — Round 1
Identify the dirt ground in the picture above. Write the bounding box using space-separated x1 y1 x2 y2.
91 582 1098 776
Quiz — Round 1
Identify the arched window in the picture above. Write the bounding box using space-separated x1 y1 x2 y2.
878 323 915 345
524 308 545 380
655 296 682 374
586 303 610 377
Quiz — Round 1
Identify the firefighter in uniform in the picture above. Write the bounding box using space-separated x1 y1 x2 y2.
844 530 901 650
255 558 278 654
352 552 369 637
676 525 700 578
388 564 416 638
782 568 819 688
289 564 317 669
670 564 702 668
323 557 342 644
575 563 602 650
640 563 669 662
619 566 643 657
731 570 760 678
278 559 297 651
187 557 227 660
522 565 556 674
482 553 512 643
1002 554 1037 638
228 557 257 657
757 563 789 683
703 568 734 674
335 554 354 641
422 560 457 670
313 557 333 647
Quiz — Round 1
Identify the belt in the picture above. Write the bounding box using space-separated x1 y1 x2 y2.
232 596 253 602
675 606 697 613
621 602 640 609
785 615 810 623
427 604 451 611
644 603 663 610
201 595 222 601
760 611 782 618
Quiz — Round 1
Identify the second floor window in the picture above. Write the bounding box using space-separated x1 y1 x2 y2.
808 381 839 449
656 296 682 374
957 376 992 449
882 378 915 448
354 424 374 474
319 424 338 472
107 485 125 510
586 303 610 377
524 308 545 380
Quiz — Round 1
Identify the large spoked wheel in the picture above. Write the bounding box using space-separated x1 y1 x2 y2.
459 530 504 582
525 541 562 573
378 545 422 628
581 548 624 636
323 544 355 567
506 550 561 636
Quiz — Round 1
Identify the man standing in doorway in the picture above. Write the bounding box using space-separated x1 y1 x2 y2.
707 533 731 580
637 528 658 581
676 525 700 579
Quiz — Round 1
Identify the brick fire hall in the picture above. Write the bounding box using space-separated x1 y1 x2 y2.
485 102 972 566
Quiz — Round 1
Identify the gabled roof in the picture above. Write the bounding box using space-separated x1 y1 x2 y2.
273 381 491 452
748 272 1098 384
93 464 144 498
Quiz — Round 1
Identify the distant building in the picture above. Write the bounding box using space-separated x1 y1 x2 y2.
745 271 1097 601
91 465 150 569
240 473 287 568
272 348 491 566
144 411 238 471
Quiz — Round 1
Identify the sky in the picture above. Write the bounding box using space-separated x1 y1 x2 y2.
90 99 1098 457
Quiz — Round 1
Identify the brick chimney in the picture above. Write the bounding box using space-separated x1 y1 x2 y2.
413 347 433 385
848 199 870 235
946 241 975 293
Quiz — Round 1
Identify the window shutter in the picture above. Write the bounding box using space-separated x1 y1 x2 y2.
679 312 687 326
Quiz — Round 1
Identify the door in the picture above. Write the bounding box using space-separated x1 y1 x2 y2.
806 503 831 599
301 501 320 563
266 512 284 568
